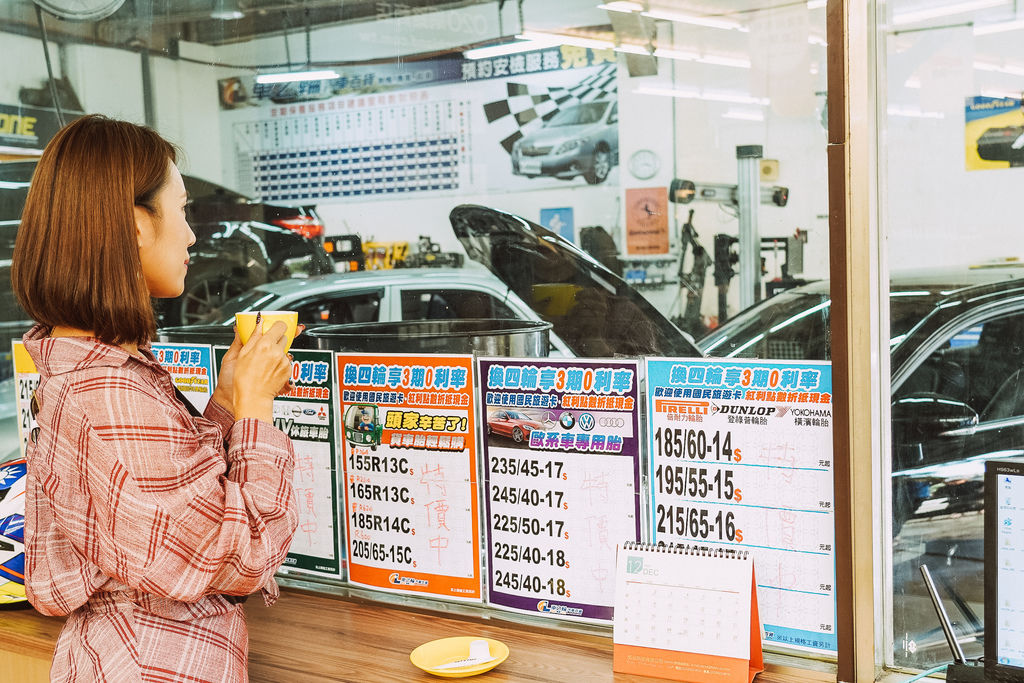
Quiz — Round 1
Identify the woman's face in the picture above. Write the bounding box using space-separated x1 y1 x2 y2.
136 162 196 298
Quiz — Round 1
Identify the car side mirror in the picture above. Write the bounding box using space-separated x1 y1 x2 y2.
891 392 978 439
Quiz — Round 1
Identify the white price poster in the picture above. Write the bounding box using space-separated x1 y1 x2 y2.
645 358 836 653
479 358 642 623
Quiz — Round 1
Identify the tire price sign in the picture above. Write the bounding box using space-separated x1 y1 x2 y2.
215 348 342 578
152 343 214 413
645 358 836 653
12 342 39 458
337 353 481 601
479 358 642 622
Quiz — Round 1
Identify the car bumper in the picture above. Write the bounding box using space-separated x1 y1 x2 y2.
511 150 592 179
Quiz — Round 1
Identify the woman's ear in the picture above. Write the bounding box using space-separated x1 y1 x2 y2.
133 205 152 248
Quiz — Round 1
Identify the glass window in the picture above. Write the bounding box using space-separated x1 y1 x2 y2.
891 311 1024 667
881 0 1024 670
295 292 382 326
400 289 515 321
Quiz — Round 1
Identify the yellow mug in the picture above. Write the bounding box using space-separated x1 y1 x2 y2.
235 311 299 350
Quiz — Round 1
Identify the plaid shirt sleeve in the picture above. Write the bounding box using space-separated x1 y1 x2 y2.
33 367 297 610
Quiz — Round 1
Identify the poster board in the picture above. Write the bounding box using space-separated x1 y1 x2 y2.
215 347 343 578
337 353 482 601
645 358 836 653
479 358 642 622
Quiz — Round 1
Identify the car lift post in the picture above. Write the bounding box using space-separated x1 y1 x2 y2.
736 144 763 310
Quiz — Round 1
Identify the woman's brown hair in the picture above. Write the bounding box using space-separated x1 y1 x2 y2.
12 115 178 346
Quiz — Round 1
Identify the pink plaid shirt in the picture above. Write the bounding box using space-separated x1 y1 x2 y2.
23 325 298 682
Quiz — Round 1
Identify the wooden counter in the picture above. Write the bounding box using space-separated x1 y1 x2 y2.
0 589 836 682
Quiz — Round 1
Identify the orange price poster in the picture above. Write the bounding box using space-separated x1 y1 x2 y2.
337 353 482 601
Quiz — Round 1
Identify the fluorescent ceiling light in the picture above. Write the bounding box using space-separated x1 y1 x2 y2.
653 47 699 61
974 59 1024 75
887 105 944 119
255 70 340 84
723 109 765 121
614 44 651 55
519 30 614 50
698 54 751 68
635 85 770 106
464 40 548 59
642 8 746 31
980 88 1023 99
975 18 1024 33
892 0 1008 26
597 1 645 11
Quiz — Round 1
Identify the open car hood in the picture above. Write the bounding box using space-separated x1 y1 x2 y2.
449 204 700 358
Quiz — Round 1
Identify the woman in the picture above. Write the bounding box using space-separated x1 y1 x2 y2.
12 115 299 682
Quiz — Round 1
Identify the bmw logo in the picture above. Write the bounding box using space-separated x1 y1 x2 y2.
578 413 595 431
559 412 575 429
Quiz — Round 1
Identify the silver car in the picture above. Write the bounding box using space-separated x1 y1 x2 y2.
511 101 619 185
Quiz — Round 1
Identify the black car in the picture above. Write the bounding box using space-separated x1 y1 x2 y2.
0 161 334 330
698 264 1024 666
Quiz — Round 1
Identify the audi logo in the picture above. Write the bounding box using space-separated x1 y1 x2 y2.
598 417 625 427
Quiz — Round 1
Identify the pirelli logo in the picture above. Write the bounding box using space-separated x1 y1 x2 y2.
653 400 710 415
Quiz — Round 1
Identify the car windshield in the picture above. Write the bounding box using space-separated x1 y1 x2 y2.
506 411 527 420
698 284 949 360
199 289 279 324
451 205 700 358
545 102 608 127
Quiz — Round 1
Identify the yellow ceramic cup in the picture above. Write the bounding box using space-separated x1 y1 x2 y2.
235 310 299 350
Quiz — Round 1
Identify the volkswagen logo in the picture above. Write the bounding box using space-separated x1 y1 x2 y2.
598 417 625 427
578 413 595 431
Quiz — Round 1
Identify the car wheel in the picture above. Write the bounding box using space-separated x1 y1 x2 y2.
584 146 612 184
512 427 524 443
176 264 250 326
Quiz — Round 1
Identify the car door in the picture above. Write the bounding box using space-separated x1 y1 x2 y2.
889 308 1024 659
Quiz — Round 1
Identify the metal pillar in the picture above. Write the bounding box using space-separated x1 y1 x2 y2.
736 144 763 310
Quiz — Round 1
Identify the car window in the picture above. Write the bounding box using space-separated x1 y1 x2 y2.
295 291 382 325
545 102 609 127
607 102 618 124
890 310 1024 662
400 289 515 321
700 289 832 360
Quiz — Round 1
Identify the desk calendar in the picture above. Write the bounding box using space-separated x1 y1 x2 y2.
613 542 763 683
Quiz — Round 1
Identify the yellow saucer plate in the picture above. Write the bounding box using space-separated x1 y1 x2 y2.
410 636 510 678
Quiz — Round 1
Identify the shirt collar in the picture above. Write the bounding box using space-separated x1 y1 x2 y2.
22 324 158 378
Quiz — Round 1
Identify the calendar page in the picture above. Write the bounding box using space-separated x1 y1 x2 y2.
614 544 753 660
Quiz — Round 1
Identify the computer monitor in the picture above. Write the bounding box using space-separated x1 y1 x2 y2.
985 459 1024 682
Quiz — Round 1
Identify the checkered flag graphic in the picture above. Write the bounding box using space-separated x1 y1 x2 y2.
483 63 617 154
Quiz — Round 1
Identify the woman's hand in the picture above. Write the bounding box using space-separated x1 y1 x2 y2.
231 316 293 424
210 327 243 416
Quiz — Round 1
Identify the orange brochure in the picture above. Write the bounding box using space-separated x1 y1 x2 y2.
613 542 764 683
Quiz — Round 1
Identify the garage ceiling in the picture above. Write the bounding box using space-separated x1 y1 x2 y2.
1 0 490 51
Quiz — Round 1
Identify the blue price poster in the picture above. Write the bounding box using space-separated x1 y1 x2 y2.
645 358 837 654
479 357 642 623
152 343 214 413
213 347 342 578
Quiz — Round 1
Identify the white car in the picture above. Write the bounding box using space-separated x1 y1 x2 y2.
197 205 700 359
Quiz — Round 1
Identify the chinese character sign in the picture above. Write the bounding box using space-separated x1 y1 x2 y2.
479 358 642 622
214 347 342 578
645 358 836 653
338 353 481 601
153 343 214 412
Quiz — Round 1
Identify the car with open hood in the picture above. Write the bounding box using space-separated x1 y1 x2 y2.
196 204 700 359
0 160 334 330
